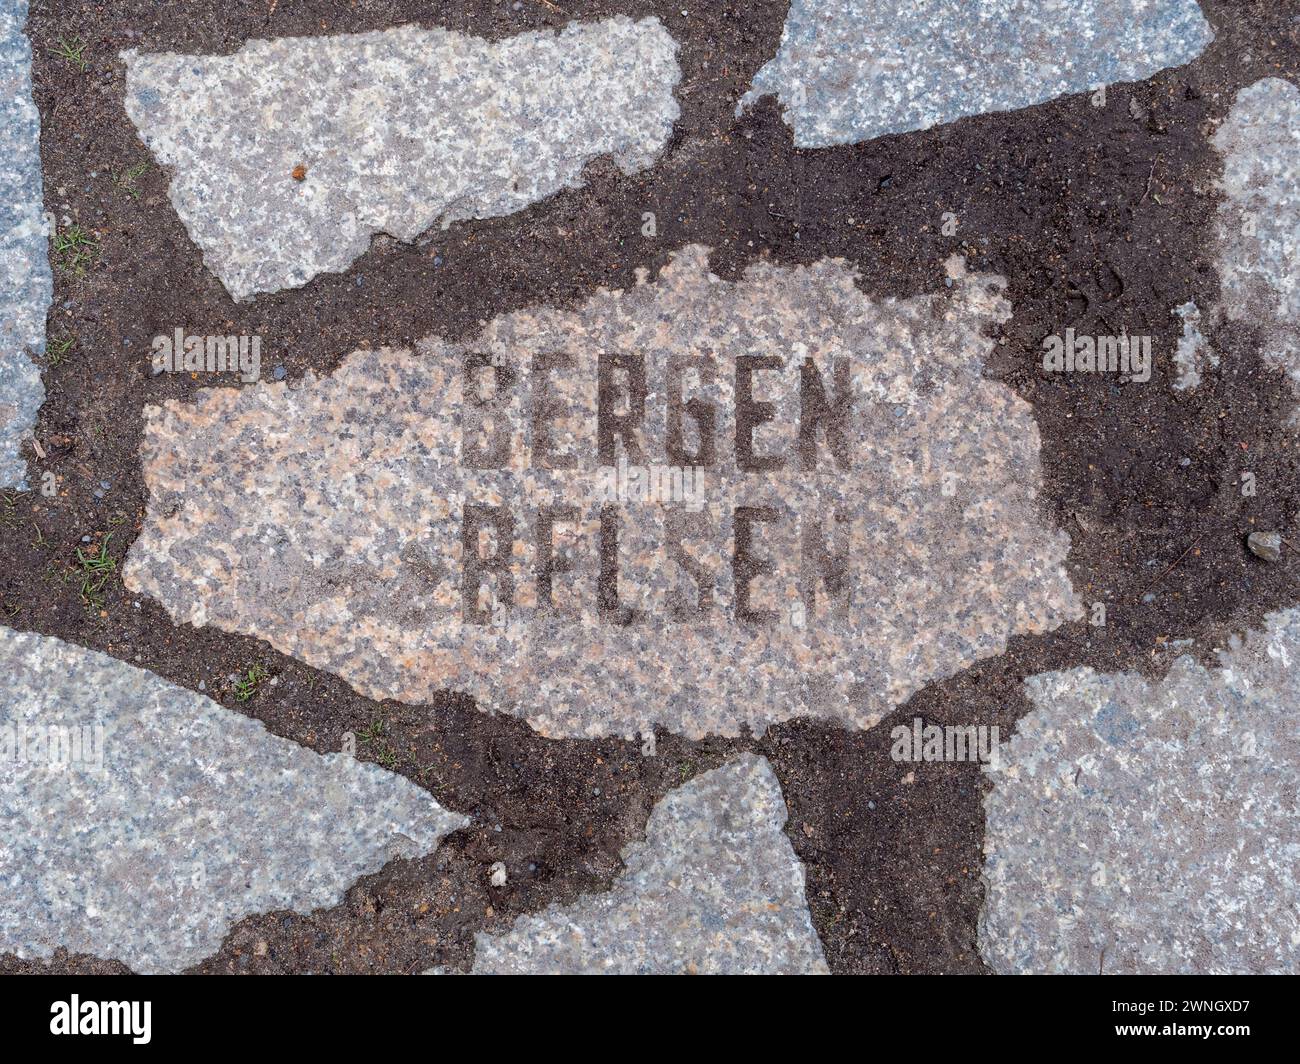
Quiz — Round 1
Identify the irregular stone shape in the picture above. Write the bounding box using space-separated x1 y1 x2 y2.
127 249 1081 737
1212 78 1300 410
0 625 467 973
471 754 828 974
125 246 1080 739
981 608 1300 974
122 17 680 301
0 0 49 488
740 0 1212 148
1246 530 1282 563
1170 301 1216 391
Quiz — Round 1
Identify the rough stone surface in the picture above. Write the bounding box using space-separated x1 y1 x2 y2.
122 17 681 301
125 246 1080 739
0 0 48 488
0 625 467 973
740 0 1213 148
981 608 1300 974
1170 301 1216 391
1246 530 1282 563
470 754 828 974
1212 78 1300 411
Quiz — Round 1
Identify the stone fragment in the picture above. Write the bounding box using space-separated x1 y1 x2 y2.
1211 78 1300 413
125 246 1080 739
1170 301 1217 391
0 0 49 487
981 608 1300 974
471 755 828 974
122 17 681 300
740 0 1212 148
1246 530 1282 562
0 626 467 973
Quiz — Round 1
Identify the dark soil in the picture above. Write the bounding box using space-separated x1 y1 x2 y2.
3 0 1299 974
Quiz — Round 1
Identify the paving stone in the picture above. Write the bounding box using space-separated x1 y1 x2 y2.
0 0 49 488
0 625 467 973
470 754 828 974
1212 78 1300 412
981 608 1300 974
122 17 681 301
125 247 1080 739
740 0 1212 148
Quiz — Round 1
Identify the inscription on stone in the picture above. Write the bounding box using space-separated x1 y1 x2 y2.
126 247 1080 738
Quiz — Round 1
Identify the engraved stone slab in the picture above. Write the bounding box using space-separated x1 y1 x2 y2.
125 246 1080 739
740 0 1213 148
981 608 1300 974
122 17 681 301
471 754 829 974
0 626 467 973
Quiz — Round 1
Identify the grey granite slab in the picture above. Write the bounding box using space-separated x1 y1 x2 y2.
0 625 467 973
122 17 681 301
1212 78 1300 413
740 0 1212 147
124 247 1079 739
981 608 1300 974
0 0 49 488
471 754 828 974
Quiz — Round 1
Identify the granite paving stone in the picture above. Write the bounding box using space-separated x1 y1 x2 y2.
0 625 468 973
981 608 1300 974
469 754 829 974
1211 78 1300 415
740 0 1212 148
124 246 1080 739
122 16 681 301
0 0 49 488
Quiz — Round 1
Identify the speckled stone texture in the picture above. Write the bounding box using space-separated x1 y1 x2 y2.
122 17 680 301
471 754 828 974
0 0 48 488
1212 78 1300 412
981 608 1300 974
125 246 1079 739
740 0 1212 148
0 625 467 973
1170 301 1216 391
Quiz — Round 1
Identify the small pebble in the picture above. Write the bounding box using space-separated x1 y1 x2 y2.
273 365 286 381
489 861 507 887
1247 530 1283 562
